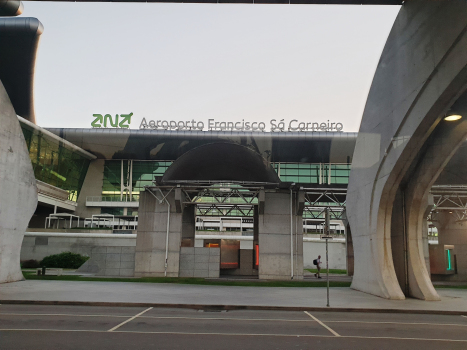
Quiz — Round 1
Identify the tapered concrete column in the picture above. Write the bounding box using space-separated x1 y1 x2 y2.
0 81 37 283
135 189 186 277
75 159 104 219
347 0 467 299
422 200 433 276
258 190 303 280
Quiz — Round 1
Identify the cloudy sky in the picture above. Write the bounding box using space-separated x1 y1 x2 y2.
23 2 400 131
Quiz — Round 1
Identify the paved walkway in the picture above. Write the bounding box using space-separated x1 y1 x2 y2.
1 280 466 313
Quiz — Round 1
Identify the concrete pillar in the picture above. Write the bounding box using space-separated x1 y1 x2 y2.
258 190 303 280
0 81 37 283
181 205 195 246
402 119 467 300
135 189 185 277
75 159 105 219
253 206 259 270
390 189 408 295
422 201 433 276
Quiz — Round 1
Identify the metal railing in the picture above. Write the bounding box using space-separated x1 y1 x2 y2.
86 196 139 203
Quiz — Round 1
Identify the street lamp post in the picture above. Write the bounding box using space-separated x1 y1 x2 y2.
322 207 333 307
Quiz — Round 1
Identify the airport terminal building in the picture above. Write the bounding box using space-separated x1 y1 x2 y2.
20 116 355 279
3 0 467 301
18 116 467 282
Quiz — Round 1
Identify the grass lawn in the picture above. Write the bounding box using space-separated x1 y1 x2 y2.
305 269 347 275
22 271 351 288
434 285 467 289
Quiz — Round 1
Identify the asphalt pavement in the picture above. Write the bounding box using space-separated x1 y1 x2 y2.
1 304 467 349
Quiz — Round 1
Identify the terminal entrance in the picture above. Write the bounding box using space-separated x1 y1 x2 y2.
189 184 259 277
134 142 305 280
136 180 306 280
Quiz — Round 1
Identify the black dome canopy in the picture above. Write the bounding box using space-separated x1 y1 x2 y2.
161 142 280 184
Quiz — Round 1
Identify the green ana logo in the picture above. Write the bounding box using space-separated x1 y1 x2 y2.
91 113 133 128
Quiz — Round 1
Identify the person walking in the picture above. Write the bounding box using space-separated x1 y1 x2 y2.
313 255 322 278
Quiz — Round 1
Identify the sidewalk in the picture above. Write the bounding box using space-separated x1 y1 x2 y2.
1 280 466 314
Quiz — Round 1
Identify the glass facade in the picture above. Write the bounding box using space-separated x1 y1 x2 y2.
101 207 138 216
100 161 351 219
271 163 351 185
21 124 91 201
102 161 351 200
102 160 173 201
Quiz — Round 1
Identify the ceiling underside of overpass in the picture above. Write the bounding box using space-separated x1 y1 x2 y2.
26 0 403 4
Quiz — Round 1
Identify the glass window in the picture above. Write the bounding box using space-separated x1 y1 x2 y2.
271 162 351 185
102 160 173 201
21 124 91 201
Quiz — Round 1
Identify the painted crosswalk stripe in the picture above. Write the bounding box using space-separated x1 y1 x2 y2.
108 307 153 332
304 311 340 337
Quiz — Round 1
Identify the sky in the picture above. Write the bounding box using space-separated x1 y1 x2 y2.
22 2 400 132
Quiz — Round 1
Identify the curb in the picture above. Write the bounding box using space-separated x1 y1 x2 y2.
1 300 466 316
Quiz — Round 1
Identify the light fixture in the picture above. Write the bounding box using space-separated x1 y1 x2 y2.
444 114 462 121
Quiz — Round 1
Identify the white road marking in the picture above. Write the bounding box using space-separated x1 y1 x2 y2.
326 320 467 327
304 311 340 337
140 316 311 322
0 313 312 322
1 328 467 342
0 313 129 318
1 312 466 327
107 307 153 332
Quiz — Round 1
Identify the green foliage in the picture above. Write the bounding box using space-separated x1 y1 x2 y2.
40 252 89 269
21 272 352 288
21 259 41 268
305 268 347 274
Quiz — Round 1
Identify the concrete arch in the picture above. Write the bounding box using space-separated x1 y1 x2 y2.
0 80 37 283
347 0 467 299
161 142 280 184
0 14 41 283
0 17 43 124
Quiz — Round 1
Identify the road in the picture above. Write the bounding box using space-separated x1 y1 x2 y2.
1 304 467 349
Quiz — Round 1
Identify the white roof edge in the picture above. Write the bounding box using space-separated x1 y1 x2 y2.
18 116 97 160
25 232 136 239
303 237 346 242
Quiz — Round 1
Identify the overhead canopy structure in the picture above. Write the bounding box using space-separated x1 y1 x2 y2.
161 142 281 184
0 0 22 16
22 0 402 4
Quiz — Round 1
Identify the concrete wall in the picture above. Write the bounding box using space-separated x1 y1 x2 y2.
0 81 38 283
347 0 467 300
221 249 258 277
21 232 136 277
258 191 303 280
179 247 220 278
21 232 348 276
77 245 136 277
303 240 346 270
135 190 186 277
21 232 136 261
